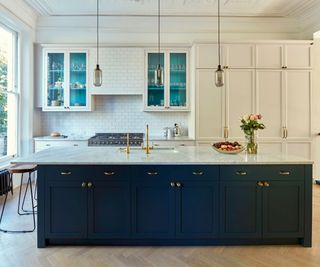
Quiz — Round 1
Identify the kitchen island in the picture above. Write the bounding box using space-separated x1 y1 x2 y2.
13 146 313 248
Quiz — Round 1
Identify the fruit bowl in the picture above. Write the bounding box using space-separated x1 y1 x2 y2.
212 141 245 154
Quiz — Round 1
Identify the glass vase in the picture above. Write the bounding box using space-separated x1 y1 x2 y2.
246 133 258 154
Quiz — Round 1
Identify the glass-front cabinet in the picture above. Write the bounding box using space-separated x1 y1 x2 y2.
145 50 188 111
44 49 91 111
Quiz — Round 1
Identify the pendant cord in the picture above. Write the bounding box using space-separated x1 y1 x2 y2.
158 0 160 66
218 0 221 66
97 0 99 65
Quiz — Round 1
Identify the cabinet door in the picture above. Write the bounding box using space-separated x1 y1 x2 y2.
176 181 218 238
256 44 283 69
196 69 225 140
44 52 66 110
69 52 88 109
256 70 283 139
45 180 87 238
88 180 131 239
146 52 165 108
263 181 304 238
196 44 222 69
285 44 312 69
224 44 255 69
132 180 175 238
285 70 312 139
226 69 255 139
286 142 312 160
169 52 187 108
220 181 262 238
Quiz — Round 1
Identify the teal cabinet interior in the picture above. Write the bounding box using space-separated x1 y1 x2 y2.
44 50 90 111
146 50 188 111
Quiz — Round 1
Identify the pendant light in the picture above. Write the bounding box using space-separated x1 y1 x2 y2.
93 0 102 87
155 0 164 86
215 0 224 87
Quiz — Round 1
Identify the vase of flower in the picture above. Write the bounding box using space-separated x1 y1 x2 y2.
240 114 265 154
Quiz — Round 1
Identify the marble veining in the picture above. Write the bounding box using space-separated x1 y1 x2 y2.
12 146 313 165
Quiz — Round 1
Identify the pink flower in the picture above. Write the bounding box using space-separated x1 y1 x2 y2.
249 115 255 121
257 114 262 119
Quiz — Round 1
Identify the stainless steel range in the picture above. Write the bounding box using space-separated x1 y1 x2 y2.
88 133 144 146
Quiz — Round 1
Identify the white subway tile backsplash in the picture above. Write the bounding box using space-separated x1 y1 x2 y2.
40 96 189 137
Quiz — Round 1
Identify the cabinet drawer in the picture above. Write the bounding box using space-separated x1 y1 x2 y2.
134 165 170 180
87 165 130 180
172 165 219 181
220 165 304 181
45 165 87 180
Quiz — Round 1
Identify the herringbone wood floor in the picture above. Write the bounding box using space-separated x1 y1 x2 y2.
1 184 320 267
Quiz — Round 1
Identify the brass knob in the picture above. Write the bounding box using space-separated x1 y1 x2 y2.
176 182 182 188
263 181 270 187
236 171 247 176
87 182 93 188
170 182 175 188
104 172 115 176
81 182 87 188
192 171 204 176
257 181 264 187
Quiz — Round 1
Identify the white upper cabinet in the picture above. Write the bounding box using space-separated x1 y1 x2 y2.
256 70 283 139
256 43 312 69
256 44 283 69
195 43 254 69
89 48 144 95
195 44 220 69
223 44 255 69
196 69 225 140
225 69 255 139
285 44 312 69
284 70 312 139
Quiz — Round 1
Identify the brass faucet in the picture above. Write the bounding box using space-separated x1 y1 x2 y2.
145 124 150 154
125 133 130 154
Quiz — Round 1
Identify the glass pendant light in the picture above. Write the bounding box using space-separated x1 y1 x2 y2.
93 0 102 87
215 0 224 87
155 0 163 86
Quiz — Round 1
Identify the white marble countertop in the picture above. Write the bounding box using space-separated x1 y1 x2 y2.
12 146 313 165
149 136 195 141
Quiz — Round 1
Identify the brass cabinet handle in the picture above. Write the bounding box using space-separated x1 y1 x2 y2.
192 171 204 176
263 181 270 187
104 172 115 176
282 127 288 139
285 128 288 139
81 182 87 188
45 144 51 147
236 171 247 176
279 171 290 176
170 182 176 188
73 144 78 146
224 127 229 139
176 182 182 188
87 182 93 188
257 181 264 187
147 172 159 176
61 171 71 175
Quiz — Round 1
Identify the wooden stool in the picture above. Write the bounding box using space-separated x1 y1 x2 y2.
0 164 37 233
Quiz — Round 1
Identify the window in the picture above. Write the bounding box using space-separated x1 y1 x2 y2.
0 25 18 159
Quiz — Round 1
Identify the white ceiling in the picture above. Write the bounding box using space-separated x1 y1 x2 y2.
24 0 319 17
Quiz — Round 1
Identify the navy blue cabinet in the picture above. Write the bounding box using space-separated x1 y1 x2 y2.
176 180 219 238
132 179 175 238
88 180 131 239
220 181 262 238
45 180 87 239
220 165 305 240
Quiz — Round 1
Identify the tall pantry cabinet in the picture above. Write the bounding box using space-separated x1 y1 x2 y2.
195 41 313 159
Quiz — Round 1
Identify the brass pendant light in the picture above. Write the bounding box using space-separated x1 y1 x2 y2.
215 0 224 87
93 0 102 87
155 0 164 86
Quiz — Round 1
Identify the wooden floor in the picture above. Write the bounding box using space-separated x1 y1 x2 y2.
1 185 320 267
